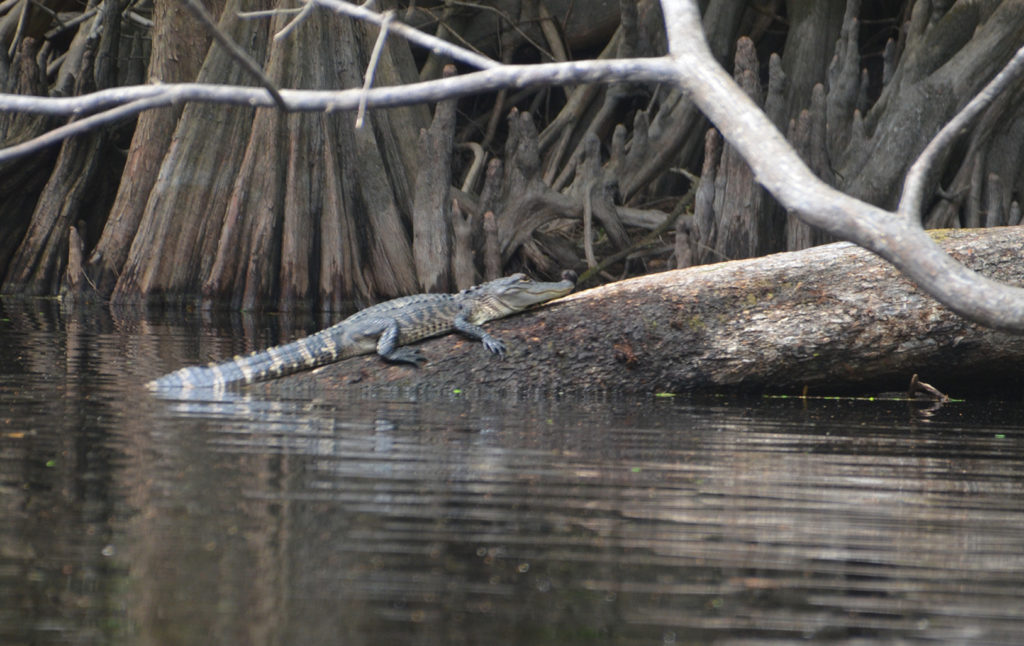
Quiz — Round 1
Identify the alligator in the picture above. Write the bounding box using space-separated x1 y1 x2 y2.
147 272 576 390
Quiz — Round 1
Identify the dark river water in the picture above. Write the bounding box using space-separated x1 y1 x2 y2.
2 299 1024 645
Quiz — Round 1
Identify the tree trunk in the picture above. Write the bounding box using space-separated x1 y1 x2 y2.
266 228 1024 396
0 37 56 282
777 0 845 124
106 0 429 310
835 1 1024 211
0 1 121 296
110 0 268 307
83 0 212 299
412 65 457 293
692 1 1024 262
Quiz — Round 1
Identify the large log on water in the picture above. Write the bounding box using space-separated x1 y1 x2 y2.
273 228 1024 396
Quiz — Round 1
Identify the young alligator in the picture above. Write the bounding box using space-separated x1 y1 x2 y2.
147 272 575 390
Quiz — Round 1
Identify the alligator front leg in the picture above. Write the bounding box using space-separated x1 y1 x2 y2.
453 314 506 357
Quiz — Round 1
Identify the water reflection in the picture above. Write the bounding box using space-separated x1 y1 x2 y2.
2 300 1024 644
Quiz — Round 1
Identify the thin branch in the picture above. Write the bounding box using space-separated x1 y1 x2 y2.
237 7 305 19
576 174 698 286
125 10 154 29
899 44 1024 218
272 1 315 41
413 5 492 67
537 1 569 63
181 0 287 110
445 0 556 62
7 0 27 59
582 180 598 269
457 141 486 192
0 57 676 115
0 95 176 162
355 9 394 129
313 0 501 71
44 7 98 39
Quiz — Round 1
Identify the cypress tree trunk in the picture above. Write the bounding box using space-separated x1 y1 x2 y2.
0 37 57 284
106 0 428 310
109 0 268 307
85 0 212 298
1 0 124 296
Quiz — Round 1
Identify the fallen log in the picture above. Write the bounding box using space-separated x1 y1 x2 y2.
270 228 1024 396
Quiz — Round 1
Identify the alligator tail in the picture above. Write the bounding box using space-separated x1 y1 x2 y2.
147 329 346 390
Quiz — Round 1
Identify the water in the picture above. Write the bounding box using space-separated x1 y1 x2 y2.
2 299 1024 645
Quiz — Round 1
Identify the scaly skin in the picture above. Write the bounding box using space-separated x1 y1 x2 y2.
147 273 575 390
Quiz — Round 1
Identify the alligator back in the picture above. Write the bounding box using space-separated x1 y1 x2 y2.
341 293 461 345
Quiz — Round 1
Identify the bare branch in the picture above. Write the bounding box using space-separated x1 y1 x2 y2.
271 2 315 41
899 44 1024 218
660 0 1024 332
181 0 287 110
312 0 501 71
0 95 174 163
0 58 677 163
355 9 394 129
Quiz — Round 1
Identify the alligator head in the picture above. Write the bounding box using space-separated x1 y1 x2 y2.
462 271 576 323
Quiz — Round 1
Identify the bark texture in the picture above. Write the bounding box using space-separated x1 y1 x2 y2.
102 0 430 310
267 228 1024 396
85 1 213 299
412 65 457 293
0 1 124 295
